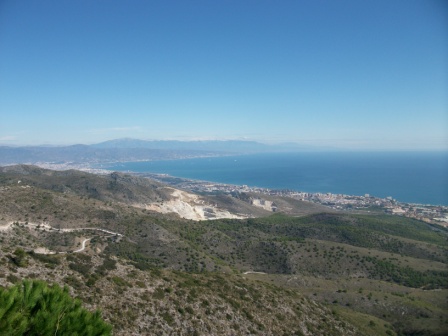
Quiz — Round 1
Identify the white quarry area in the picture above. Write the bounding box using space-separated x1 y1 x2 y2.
144 188 246 221
251 198 276 212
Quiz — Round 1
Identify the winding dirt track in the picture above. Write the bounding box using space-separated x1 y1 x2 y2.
0 221 123 254
73 238 91 253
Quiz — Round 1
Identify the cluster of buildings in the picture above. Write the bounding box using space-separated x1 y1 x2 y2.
286 191 448 225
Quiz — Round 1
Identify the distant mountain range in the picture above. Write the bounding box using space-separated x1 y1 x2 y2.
0 138 316 165
92 138 315 152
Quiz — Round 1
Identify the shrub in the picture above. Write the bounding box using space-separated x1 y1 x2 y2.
161 312 174 326
69 262 91 277
10 248 28 267
29 252 61 266
153 287 165 300
111 276 129 287
6 274 20 284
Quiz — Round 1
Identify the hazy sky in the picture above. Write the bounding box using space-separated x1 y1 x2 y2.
0 0 447 150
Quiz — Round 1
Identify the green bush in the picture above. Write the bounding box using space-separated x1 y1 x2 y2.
0 279 112 335
111 276 129 287
6 274 20 284
10 248 28 267
69 262 91 277
29 252 61 266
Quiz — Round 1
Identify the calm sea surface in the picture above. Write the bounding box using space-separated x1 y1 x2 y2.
102 152 448 205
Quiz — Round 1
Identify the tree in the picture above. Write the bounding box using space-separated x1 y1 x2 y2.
0 280 112 336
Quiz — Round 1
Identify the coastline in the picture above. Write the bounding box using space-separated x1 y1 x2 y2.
97 152 448 206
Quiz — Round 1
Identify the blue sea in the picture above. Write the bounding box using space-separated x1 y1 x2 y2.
102 152 448 205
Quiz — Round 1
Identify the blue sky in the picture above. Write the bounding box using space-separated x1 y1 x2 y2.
0 0 447 150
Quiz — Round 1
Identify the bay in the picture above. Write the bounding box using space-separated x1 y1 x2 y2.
102 152 448 205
